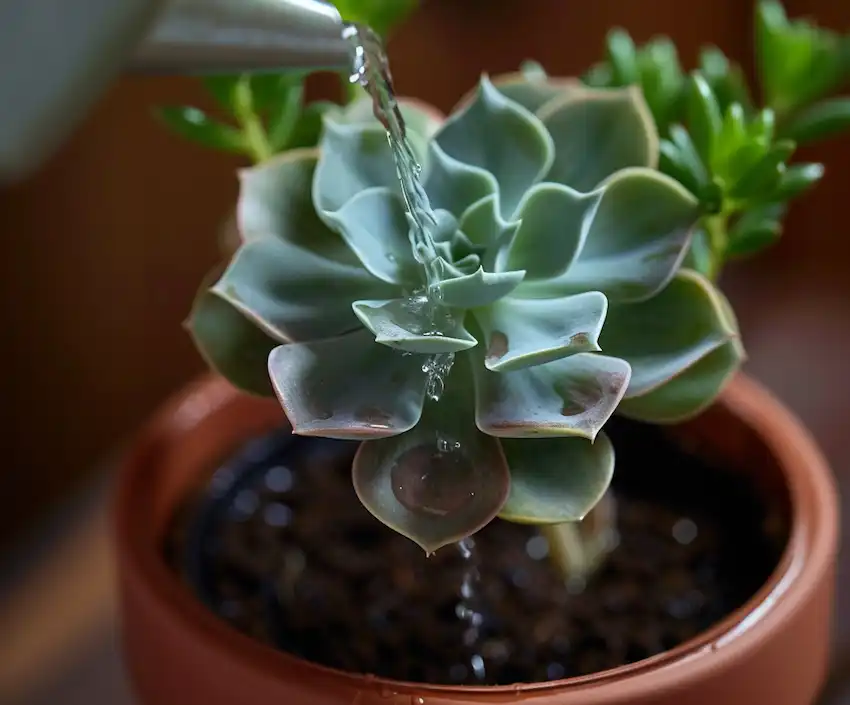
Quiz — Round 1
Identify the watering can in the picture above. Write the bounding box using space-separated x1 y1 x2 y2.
0 0 353 184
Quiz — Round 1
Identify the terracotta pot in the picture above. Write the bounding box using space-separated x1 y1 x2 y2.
114 372 838 705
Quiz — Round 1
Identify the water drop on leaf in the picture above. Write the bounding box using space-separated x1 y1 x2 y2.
390 441 477 517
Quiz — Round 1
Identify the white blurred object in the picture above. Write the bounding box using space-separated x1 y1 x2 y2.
0 0 350 185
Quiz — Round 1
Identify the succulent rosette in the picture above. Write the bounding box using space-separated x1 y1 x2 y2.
189 63 744 553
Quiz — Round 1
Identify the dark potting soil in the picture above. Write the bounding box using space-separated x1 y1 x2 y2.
164 417 788 686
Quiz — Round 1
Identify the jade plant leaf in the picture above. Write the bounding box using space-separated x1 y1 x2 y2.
353 298 478 353
539 85 658 191
473 291 607 372
498 433 615 523
433 76 554 219
474 350 632 440
352 357 510 554
268 328 428 439
600 270 738 398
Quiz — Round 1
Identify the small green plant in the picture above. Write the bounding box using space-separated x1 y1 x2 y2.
584 0 850 279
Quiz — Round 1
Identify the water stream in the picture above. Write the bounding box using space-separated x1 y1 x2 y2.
343 23 455 402
343 23 486 680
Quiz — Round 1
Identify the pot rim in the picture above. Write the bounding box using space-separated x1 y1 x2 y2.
115 372 838 700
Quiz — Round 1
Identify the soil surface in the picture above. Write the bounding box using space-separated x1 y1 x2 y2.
165 418 788 686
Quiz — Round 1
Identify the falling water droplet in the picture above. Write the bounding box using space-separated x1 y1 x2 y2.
391 439 477 517
470 654 485 680
455 537 487 682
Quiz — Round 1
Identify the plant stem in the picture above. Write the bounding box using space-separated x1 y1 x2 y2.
233 77 273 163
540 491 619 586
703 213 729 282
240 111 273 163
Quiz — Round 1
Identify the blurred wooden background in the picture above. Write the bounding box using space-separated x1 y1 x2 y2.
0 0 847 558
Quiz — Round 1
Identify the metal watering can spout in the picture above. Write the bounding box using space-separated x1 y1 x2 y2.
131 0 352 73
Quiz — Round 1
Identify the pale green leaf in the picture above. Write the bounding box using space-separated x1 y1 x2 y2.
506 182 602 281
499 433 614 524
539 85 658 191
474 349 631 440
212 236 397 342
322 186 419 284
352 298 478 353
434 75 554 219
600 269 737 398
473 291 607 372
616 338 744 422
186 279 278 397
437 267 525 309
546 168 699 302
268 328 427 439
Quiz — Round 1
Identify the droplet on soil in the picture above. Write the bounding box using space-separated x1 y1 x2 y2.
232 489 259 519
263 502 292 527
264 466 293 493
672 518 698 544
470 654 486 680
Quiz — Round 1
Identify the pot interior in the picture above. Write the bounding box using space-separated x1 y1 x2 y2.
160 409 791 687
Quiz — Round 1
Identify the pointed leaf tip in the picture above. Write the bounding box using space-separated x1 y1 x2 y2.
353 298 478 353
352 355 510 553
434 74 554 219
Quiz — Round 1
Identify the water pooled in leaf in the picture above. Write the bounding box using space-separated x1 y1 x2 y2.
390 437 476 517
344 23 455 400
354 406 394 430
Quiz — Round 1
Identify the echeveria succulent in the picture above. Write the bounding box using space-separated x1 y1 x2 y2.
188 63 744 553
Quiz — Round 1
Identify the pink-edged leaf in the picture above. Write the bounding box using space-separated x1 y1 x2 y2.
353 354 510 554
268 329 427 439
